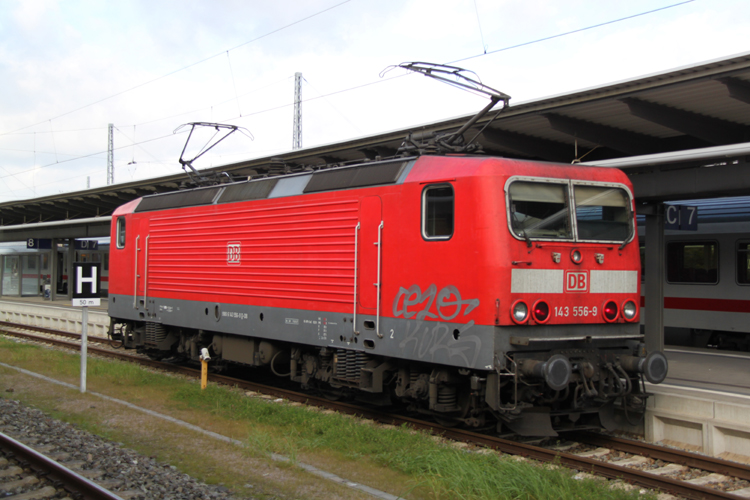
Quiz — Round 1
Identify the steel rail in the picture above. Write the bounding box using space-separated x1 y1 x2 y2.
571 431 750 482
0 431 124 500
2 325 749 499
436 428 745 500
0 321 110 345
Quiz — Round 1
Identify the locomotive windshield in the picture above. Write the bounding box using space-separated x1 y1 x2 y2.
573 185 631 241
508 181 572 240
507 180 633 243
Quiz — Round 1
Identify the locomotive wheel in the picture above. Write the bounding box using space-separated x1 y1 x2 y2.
145 350 166 361
434 416 460 427
320 386 347 401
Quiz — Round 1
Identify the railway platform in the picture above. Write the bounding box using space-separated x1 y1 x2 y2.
1 295 749 462
0 295 110 338
640 348 750 463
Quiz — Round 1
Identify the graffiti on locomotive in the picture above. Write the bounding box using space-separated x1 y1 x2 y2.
392 284 482 366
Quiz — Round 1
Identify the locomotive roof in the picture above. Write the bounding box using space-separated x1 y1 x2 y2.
117 155 632 215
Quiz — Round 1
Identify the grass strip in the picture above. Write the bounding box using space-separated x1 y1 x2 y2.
0 337 652 500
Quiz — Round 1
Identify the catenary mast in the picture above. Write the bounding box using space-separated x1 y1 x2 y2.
293 73 302 150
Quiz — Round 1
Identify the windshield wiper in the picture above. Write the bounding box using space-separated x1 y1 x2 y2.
509 197 532 248
619 201 634 250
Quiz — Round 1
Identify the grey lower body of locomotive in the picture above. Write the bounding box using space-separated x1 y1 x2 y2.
109 295 667 436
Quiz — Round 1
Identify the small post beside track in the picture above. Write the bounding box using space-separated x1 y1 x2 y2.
80 306 88 393
199 348 211 390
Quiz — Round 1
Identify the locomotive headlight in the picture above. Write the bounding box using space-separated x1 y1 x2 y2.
603 300 619 322
511 300 529 324
570 249 583 264
532 300 550 324
622 300 637 321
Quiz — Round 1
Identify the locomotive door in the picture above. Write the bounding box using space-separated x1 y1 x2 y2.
358 196 383 313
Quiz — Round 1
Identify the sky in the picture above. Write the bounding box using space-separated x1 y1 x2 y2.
0 0 749 203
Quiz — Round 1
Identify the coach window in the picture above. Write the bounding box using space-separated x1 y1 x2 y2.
422 184 453 239
116 217 126 249
738 242 750 285
666 241 718 284
508 181 572 240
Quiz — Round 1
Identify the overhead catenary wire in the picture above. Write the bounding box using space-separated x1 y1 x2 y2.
0 0 697 201
0 130 186 182
48 121 58 164
0 0 690 142
114 125 164 168
451 0 695 65
1 158 177 195
0 75 293 143
302 76 364 135
0 0 352 138
473 0 488 54
226 51 242 117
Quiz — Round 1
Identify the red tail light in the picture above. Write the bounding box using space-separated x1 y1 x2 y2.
532 300 550 323
603 301 619 322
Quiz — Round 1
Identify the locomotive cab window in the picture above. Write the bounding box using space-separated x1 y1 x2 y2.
422 184 454 239
508 181 572 240
738 241 750 285
116 217 126 249
667 241 718 284
573 185 631 242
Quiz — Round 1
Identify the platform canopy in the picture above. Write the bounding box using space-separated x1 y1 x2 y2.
2 51 750 240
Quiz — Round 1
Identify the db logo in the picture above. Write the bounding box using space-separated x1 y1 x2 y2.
565 271 588 292
227 242 241 265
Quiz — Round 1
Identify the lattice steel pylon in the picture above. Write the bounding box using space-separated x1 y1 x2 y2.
107 123 114 185
293 72 302 150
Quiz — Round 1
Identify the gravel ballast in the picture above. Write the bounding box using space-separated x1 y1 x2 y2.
0 397 248 500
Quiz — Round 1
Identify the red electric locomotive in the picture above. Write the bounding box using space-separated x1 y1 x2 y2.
108 154 667 436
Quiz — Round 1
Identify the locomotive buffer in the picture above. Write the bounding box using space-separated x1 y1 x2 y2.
72 262 101 393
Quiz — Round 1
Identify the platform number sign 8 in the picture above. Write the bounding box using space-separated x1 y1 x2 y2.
227 242 241 265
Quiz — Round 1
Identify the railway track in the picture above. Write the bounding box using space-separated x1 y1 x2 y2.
0 430 123 500
3 321 750 499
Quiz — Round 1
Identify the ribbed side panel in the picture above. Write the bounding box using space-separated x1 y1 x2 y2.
145 199 359 305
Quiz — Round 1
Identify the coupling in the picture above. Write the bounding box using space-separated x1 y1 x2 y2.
518 354 573 391
619 351 668 384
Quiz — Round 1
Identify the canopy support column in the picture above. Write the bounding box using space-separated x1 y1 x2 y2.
642 203 665 353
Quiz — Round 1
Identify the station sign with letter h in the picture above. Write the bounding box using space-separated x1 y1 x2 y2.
72 262 101 307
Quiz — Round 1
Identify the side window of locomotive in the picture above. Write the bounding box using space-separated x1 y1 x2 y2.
737 242 750 285
507 181 572 240
573 185 631 242
116 217 126 249
422 184 454 239
666 241 718 284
